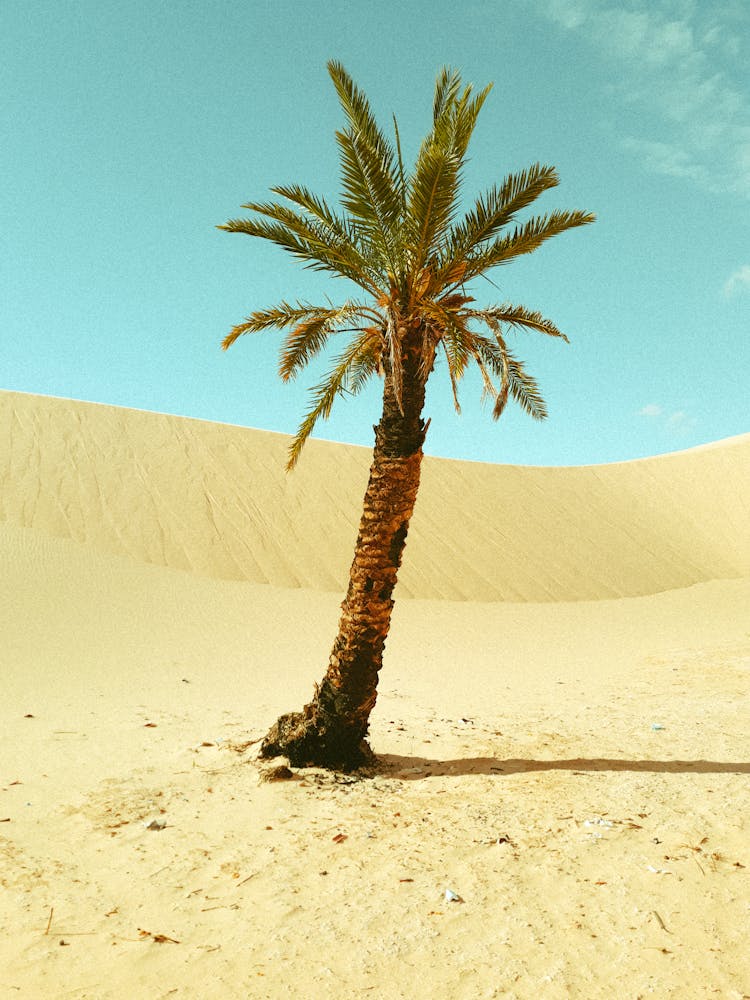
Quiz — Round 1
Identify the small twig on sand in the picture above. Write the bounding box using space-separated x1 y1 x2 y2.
45 908 54 935
49 932 97 937
650 910 672 934
225 737 262 754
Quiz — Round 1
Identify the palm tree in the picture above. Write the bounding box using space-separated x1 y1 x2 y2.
220 62 594 770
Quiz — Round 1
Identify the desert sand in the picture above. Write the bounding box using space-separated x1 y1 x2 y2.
1 388 748 999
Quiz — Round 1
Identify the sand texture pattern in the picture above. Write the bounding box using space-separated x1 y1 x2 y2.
1 389 749 999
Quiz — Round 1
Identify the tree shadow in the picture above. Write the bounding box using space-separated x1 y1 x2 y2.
378 754 750 779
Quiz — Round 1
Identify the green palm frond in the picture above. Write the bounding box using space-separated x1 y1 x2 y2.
222 301 335 350
504 355 548 420
334 128 402 272
408 139 461 269
447 82 493 162
222 203 379 292
279 317 334 381
392 115 408 219
408 73 492 270
220 215 317 265
464 209 596 279
409 82 468 267
469 313 518 419
446 163 559 264
327 61 403 268
417 296 465 376
287 329 382 470
279 301 376 382
327 60 397 179
347 331 383 394
433 67 462 123
270 184 361 246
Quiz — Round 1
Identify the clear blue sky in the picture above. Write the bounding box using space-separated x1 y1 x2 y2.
3 0 748 466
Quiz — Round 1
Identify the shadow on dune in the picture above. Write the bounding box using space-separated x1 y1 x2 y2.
378 755 750 778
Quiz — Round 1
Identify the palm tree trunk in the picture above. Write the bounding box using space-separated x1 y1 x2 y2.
260 342 428 770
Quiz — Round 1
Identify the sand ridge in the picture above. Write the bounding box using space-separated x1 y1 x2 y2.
2 389 749 600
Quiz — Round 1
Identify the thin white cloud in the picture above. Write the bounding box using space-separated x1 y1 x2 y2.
540 0 750 198
639 403 663 417
667 410 698 434
723 264 750 297
638 403 697 434
622 138 709 184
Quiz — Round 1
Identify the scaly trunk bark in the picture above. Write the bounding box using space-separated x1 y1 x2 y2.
260 332 428 769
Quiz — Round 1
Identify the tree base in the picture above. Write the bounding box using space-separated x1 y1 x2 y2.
259 708 376 772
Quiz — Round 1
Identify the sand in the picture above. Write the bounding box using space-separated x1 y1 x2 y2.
1 389 748 998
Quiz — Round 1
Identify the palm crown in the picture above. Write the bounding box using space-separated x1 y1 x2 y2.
220 61 595 468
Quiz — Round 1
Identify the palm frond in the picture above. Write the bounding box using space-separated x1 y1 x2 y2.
220 215 316 263
467 333 507 417
328 60 396 171
446 163 559 264
493 374 510 419
334 128 402 269
464 332 497 397
504 355 548 420
270 184 361 246
279 302 375 382
279 318 333 381
408 74 491 269
408 140 461 269
417 296 464 360
287 330 381 470
432 67 462 123
471 332 548 420
327 61 403 265
447 82 493 162
440 317 475 413
392 115 408 219
469 304 569 342
223 203 379 292
347 331 383 395
464 209 596 279
441 341 463 413
222 301 335 350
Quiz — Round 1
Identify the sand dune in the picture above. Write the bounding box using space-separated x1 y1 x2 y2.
1 390 748 998
2 389 749 599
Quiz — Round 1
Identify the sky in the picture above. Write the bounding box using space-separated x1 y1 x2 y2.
3 0 748 467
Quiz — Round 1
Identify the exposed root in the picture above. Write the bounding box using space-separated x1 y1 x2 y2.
259 708 376 772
